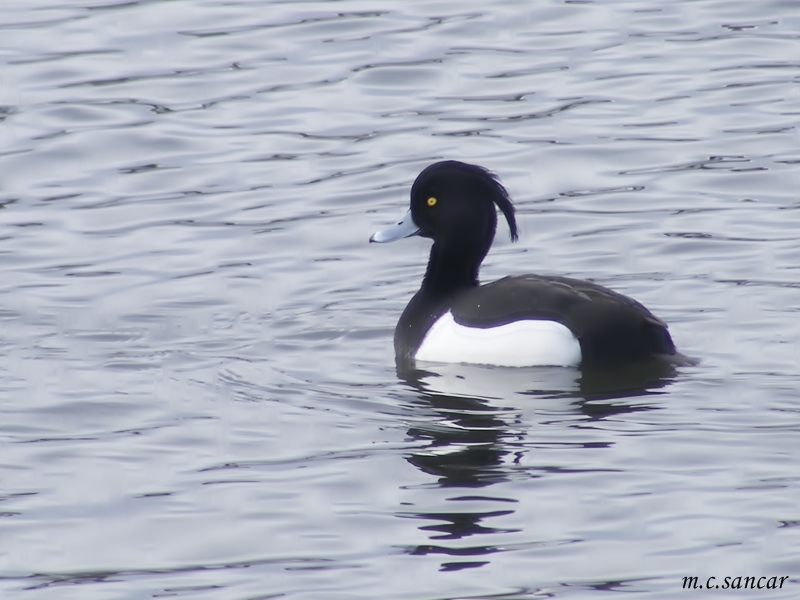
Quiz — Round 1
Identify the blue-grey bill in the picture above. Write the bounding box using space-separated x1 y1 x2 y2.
369 210 420 243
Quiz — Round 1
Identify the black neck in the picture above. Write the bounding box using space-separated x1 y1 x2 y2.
395 229 492 366
421 237 486 295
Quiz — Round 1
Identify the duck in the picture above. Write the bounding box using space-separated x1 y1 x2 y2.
370 160 682 369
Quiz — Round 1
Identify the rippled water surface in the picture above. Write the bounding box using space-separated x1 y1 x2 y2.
2 0 800 598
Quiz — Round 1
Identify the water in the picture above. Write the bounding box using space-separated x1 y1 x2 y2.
1 0 799 598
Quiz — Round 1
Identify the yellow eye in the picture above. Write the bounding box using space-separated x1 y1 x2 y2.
427 197 437 207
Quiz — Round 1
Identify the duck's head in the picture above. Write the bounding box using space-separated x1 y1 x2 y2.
371 160 518 248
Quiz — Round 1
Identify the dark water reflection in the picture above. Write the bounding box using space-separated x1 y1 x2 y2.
398 362 676 571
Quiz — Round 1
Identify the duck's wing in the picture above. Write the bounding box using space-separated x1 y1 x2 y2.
450 275 676 366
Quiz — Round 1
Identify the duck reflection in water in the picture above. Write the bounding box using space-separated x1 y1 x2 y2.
396 360 677 572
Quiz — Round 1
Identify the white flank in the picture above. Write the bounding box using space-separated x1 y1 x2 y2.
415 311 582 367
